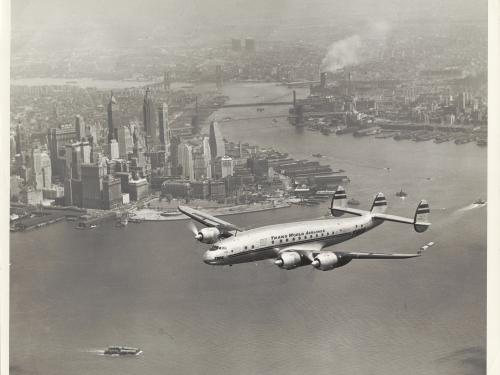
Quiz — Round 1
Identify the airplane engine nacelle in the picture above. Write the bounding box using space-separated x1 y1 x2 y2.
274 252 303 270
197 228 221 243
311 253 339 271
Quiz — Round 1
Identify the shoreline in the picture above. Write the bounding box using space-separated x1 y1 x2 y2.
130 201 291 222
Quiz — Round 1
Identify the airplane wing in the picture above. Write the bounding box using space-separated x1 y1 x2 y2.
340 241 435 259
177 205 242 232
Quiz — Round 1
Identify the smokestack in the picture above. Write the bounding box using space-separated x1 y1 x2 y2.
320 72 327 89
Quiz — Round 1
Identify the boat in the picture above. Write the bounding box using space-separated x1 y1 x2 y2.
160 211 182 217
129 217 144 223
89 224 97 229
103 346 142 356
347 198 360 206
396 189 408 198
473 198 486 205
312 153 323 158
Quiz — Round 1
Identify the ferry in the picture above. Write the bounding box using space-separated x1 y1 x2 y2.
160 211 183 217
104 346 142 356
396 189 408 198
347 198 360 206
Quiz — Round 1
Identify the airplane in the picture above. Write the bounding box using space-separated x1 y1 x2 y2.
178 186 434 271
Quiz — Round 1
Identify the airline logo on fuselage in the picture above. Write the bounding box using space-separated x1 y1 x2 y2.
271 229 326 241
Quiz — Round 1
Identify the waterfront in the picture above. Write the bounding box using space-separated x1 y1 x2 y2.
10 82 486 375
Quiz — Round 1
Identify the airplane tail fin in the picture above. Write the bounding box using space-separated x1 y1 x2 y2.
414 200 430 233
331 186 348 217
370 192 388 214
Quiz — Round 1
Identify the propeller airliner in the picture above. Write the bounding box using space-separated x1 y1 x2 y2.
178 186 434 271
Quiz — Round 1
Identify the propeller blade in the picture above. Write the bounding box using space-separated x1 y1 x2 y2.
187 221 202 240
187 221 198 235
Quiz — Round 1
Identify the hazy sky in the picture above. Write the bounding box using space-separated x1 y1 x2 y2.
12 0 487 31
10 0 487 56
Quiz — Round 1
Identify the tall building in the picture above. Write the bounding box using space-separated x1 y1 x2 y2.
245 38 255 52
102 175 122 209
107 92 119 142
163 71 171 91
110 139 119 159
158 102 171 152
143 88 157 147
117 126 134 159
84 123 97 146
221 156 234 178
47 126 77 178
30 148 43 189
81 163 106 209
202 137 212 179
170 136 181 175
231 38 241 51
75 115 85 141
10 134 17 158
208 120 225 160
40 152 52 189
178 142 194 181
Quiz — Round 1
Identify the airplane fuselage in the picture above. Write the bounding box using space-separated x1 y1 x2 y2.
203 215 382 266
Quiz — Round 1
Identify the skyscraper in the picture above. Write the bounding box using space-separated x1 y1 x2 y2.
158 102 171 151
221 156 234 178
245 38 255 52
107 92 118 142
117 126 134 159
30 148 43 189
143 88 157 147
231 38 241 51
208 120 225 160
40 152 52 189
110 139 119 159
163 71 171 91
170 136 181 176
202 137 212 180
178 142 194 181
75 115 85 141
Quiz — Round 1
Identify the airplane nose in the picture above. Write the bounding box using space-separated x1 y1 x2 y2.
203 251 211 264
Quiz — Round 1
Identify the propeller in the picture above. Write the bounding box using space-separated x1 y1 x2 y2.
187 221 202 240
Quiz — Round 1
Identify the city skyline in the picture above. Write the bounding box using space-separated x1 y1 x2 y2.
4 1 495 375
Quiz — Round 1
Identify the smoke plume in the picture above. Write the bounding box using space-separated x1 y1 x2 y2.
321 35 362 72
320 21 391 73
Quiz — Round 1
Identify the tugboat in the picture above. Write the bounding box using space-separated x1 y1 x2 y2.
347 198 360 206
473 198 486 205
396 188 408 198
104 346 142 356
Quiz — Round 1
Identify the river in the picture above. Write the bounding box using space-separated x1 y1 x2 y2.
10 82 486 375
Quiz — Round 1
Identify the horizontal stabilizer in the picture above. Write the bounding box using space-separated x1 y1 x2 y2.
372 200 431 233
330 186 367 216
